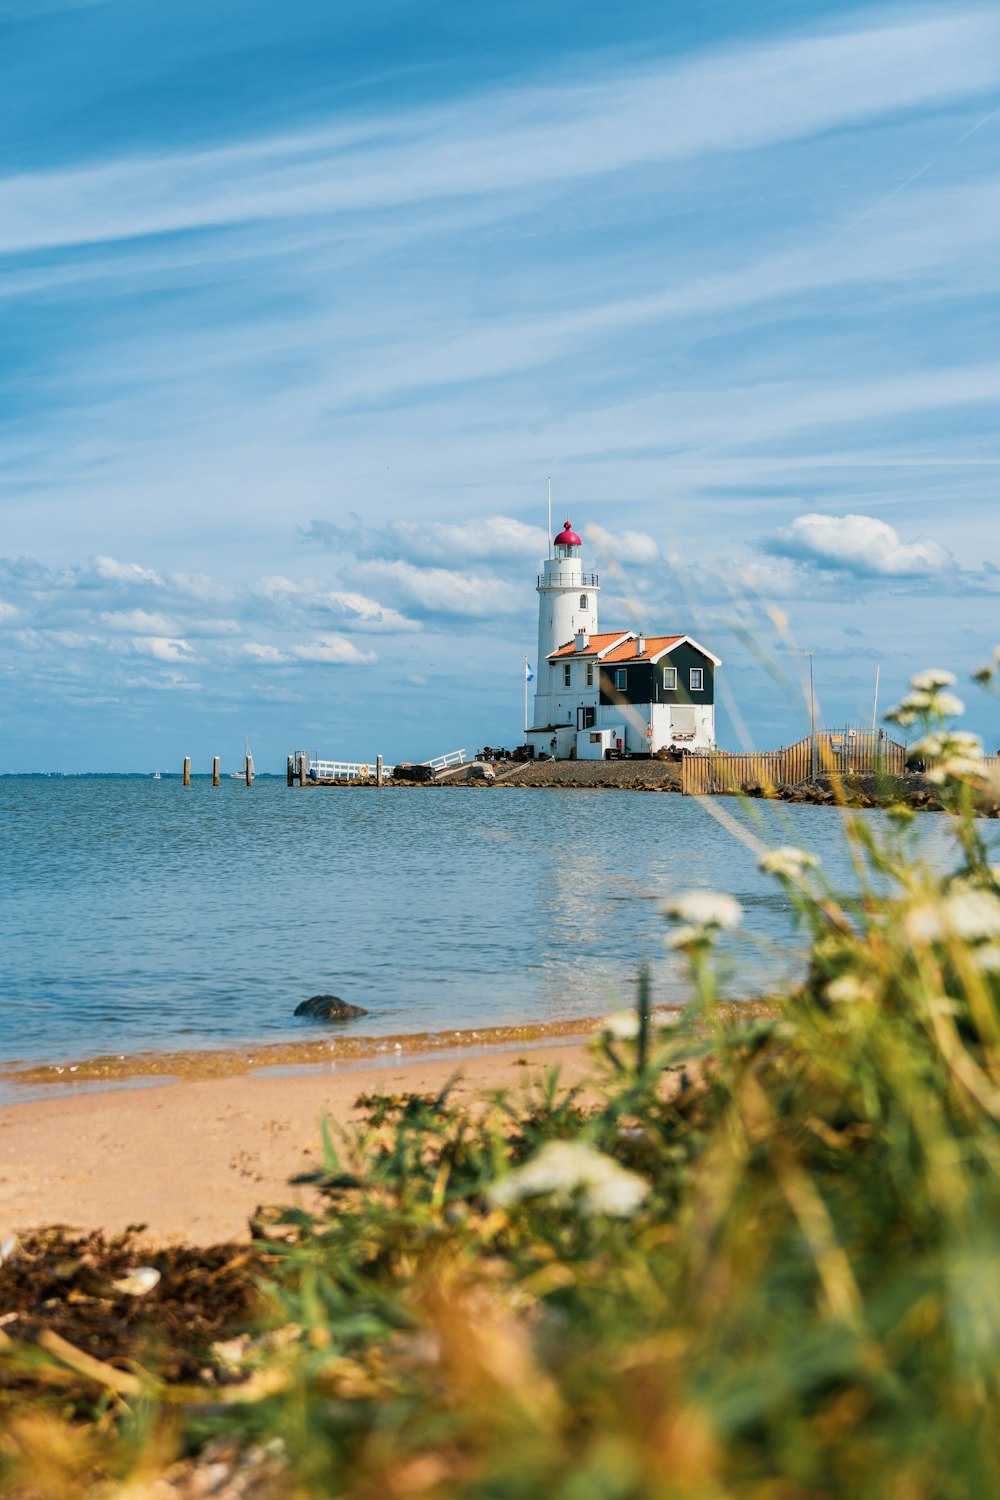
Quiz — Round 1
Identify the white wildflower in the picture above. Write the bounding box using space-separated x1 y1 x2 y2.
926 757 983 785
904 903 944 944
601 1011 640 1042
910 669 956 692
825 975 875 1004
929 692 966 718
489 1141 649 1218
899 691 935 714
759 846 820 880
665 924 705 951
944 731 982 753
904 890 1000 945
663 891 742 931
975 947 1000 974
944 889 1000 941
909 734 944 761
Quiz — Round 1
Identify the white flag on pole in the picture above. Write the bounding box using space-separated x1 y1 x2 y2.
525 660 534 681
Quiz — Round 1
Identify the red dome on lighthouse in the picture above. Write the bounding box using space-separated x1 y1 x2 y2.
554 519 581 546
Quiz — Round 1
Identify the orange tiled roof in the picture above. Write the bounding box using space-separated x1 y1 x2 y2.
549 632 628 659
550 632 683 662
602 634 683 663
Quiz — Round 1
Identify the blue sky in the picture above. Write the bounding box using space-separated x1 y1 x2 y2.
1 0 998 770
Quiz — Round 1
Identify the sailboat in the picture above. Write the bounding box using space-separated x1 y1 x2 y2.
229 739 255 784
152 770 161 780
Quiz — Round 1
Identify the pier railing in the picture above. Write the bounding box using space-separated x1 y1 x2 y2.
422 748 468 772
308 759 395 781
305 749 466 781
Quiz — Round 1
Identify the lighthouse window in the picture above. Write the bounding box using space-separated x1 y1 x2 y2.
579 594 588 609
614 668 627 691
690 667 704 692
662 667 677 691
563 663 572 687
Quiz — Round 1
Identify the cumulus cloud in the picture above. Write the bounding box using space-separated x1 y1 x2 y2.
766 513 955 578
256 576 420 633
585 524 660 566
243 642 289 663
289 634 377 665
93 555 163 586
130 636 194 662
349 558 522 618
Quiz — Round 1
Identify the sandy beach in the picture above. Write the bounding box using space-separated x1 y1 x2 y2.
0 1037 594 1246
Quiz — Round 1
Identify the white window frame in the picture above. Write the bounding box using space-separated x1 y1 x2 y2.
586 662 594 687
563 662 572 688
614 668 627 691
662 666 677 691
689 667 704 692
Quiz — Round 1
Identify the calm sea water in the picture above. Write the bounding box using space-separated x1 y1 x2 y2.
1 777 995 1065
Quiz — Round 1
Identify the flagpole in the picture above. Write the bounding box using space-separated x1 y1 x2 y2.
524 656 529 738
547 477 552 559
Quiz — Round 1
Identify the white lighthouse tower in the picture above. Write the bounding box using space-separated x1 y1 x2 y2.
527 519 600 757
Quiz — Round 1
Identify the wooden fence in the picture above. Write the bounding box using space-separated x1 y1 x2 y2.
682 729 907 796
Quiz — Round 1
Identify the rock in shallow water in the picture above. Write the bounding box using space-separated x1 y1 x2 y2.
294 994 368 1021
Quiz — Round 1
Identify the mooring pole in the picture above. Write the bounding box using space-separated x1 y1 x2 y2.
245 752 254 788
376 753 384 787
298 752 307 787
182 756 191 787
212 756 220 787
286 755 295 787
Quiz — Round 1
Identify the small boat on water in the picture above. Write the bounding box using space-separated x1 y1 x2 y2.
229 740 255 784
152 770 161 780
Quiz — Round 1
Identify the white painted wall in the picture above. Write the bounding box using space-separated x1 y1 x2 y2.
531 550 600 734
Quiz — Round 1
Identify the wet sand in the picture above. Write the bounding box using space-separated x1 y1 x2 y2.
0 1035 595 1246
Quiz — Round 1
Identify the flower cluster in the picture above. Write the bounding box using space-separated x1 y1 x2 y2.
909 729 983 785
489 1140 650 1218
903 887 1000 949
662 890 742 950
971 645 1000 687
759 846 821 881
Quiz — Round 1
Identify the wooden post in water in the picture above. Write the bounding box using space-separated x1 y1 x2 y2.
286 755 295 787
182 756 191 787
376 753 384 787
298 751 307 787
212 756 220 787
245 749 254 788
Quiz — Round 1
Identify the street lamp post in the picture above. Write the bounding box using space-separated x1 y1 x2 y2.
804 650 816 778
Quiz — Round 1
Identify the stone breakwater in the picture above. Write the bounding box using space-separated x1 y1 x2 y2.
318 760 998 813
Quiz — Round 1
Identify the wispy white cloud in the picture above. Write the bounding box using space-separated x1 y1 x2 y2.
585 524 659 565
2 11 998 254
289 634 377 665
301 515 547 566
348 558 523 618
100 607 177 634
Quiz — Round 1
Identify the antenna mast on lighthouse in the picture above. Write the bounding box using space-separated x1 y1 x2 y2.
547 477 552 559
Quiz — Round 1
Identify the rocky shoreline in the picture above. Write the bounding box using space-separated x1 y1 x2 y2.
311 758 999 813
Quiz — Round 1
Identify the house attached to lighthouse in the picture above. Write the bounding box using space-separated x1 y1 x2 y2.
526 520 721 760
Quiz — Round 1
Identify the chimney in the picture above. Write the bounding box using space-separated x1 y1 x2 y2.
636 633 646 655
575 630 588 651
